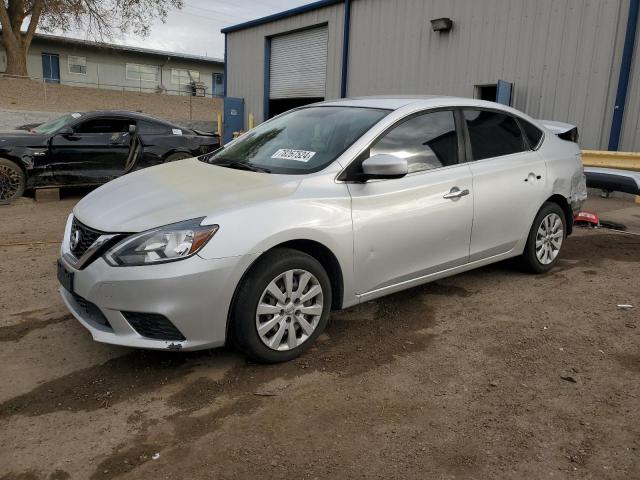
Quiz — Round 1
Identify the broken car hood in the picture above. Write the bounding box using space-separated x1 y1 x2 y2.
73 158 301 232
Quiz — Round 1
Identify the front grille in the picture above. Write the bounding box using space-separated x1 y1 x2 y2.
70 218 103 258
122 312 186 341
72 292 111 328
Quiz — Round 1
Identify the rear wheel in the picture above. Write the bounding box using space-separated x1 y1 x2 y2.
520 202 566 273
165 152 192 162
0 158 25 204
231 248 332 363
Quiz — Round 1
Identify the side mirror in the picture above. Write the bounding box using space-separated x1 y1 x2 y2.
361 154 408 180
128 124 136 135
57 126 74 136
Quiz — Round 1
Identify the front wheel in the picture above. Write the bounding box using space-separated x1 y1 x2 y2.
0 158 26 205
520 202 566 273
231 248 332 363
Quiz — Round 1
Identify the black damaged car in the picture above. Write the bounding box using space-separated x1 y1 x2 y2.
0 110 220 203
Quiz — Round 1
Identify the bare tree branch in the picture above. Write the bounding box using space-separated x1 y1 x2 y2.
23 0 44 49
1 0 183 75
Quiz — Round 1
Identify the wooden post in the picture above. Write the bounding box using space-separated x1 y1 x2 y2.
217 112 223 144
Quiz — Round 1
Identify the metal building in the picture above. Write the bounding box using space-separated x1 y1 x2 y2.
222 0 640 151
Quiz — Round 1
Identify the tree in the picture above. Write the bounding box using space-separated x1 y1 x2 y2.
0 0 183 76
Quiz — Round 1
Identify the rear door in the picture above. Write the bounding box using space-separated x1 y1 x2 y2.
50 117 133 184
463 109 547 261
348 109 474 297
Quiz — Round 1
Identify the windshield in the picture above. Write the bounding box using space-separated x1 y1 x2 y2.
32 113 82 134
201 106 389 174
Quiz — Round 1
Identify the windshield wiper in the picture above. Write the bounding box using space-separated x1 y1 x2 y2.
213 159 271 173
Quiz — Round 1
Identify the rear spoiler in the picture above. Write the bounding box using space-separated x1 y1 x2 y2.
539 120 579 143
193 129 220 138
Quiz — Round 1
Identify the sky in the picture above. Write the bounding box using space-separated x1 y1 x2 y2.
62 0 313 60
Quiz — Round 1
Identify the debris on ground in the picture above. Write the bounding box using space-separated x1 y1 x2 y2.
573 211 600 228
600 220 627 231
617 304 633 310
560 376 578 384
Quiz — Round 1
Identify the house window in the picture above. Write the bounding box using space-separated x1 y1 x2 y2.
212 73 224 96
68 55 87 75
126 63 159 82
171 68 200 85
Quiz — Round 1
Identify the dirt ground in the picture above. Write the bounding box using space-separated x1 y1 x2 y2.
0 193 639 480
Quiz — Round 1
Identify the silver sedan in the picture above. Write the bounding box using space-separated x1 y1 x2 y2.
57 96 587 363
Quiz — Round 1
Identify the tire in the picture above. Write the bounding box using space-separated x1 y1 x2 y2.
520 202 567 273
165 152 192 162
231 248 332 363
0 158 26 205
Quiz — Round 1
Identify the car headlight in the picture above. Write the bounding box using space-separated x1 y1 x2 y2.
104 218 218 266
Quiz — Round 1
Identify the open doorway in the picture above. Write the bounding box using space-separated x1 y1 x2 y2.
475 84 497 102
268 97 324 118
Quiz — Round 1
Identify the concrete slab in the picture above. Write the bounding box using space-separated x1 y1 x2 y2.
34 188 60 202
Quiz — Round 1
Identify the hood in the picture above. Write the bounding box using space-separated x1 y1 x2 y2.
0 131 49 147
74 158 301 232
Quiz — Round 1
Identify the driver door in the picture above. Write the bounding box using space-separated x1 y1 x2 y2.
347 109 474 298
50 117 133 185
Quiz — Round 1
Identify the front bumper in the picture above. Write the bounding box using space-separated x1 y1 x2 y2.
59 250 257 351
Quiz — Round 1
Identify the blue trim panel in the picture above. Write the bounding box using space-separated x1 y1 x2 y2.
221 0 344 33
223 34 228 97
340 0 351 98
264 38 272 121
608 0 639 151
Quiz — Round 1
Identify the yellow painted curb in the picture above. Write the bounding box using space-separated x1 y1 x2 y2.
581 150 640 172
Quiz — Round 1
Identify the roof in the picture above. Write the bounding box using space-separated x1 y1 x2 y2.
318 95 450 110
71 110 182 127
221 0 344 34
4 31 224 64
314 95 542 123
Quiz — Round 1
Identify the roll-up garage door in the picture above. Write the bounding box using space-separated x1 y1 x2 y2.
270 26 328 99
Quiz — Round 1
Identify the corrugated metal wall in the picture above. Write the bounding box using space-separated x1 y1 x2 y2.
620 7 640 152
225 0 639 151
347 0 634 150
225 3 344 125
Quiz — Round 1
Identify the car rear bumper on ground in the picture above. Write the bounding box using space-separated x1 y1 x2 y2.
58 252 257 351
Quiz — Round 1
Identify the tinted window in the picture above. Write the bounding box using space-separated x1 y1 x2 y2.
370 110 459 173
138 120 170 135
520 119 543 149
464 110 526 160
75 118 131 134
202 107 389 175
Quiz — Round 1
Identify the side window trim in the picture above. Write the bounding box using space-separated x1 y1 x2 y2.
515 117 545 151
338 107 465 182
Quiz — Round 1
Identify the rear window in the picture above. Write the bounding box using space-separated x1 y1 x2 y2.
138 120 170 135
464 110 527 160
520 119 544 149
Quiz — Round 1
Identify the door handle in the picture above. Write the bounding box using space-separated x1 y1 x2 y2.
524 172 542 182
443 187 470 200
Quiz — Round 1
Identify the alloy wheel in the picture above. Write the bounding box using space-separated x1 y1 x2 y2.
255 269 324 351
535 212 564 265
0 164 21 201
